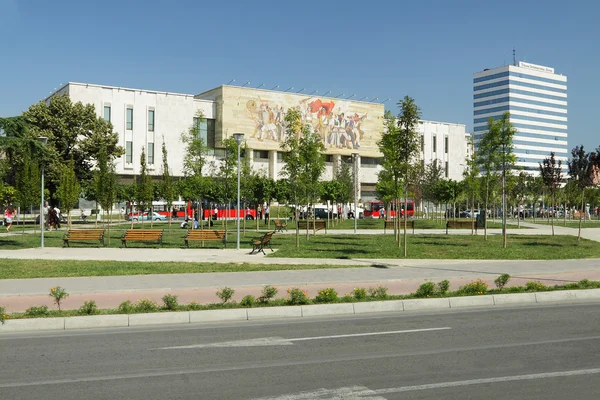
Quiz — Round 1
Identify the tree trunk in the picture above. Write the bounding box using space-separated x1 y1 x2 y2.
403 192 408 258
578 189 585 241
550 195 555 236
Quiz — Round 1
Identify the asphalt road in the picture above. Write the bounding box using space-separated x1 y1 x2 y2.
1 302 599 399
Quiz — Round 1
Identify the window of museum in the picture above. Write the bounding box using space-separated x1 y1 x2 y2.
126 141 133 164
103 106 111 122
421 135 424 152
444 136 449 154
147 143 154 165
432 135 437 152
253 150 269 159
445 161 449 178
148 110 155 132
126 108 133 130
193 117 216 154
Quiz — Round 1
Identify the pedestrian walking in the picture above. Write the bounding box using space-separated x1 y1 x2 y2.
4 206 15 232
264 204 270 224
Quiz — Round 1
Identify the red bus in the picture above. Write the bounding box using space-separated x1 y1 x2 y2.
364 200 414 218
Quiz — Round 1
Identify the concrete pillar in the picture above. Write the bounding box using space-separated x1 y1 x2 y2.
269 150 277 180
332 154 342 177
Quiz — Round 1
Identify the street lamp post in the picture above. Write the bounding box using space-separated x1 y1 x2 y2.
352 152 359 234
37 136 48 248
233 133 245 250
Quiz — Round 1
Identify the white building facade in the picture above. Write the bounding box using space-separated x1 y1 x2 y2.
48 83 471 201
473 62 568 175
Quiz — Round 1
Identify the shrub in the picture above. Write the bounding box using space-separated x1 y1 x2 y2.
315 288 338 303
25 305 50 317
162 294 179 311
368 286 388 299
118 300 135 313
135 298 159 313
0 306 7 325
525 280 546 292
287 288 309 305
240 295 256 307
415 282 436 298
78 300 98 315
459 279 488 295
351 287 367 300
187 301 203 311
258 285 278 303
437 280 450 295
216 287 235 303
49 286 69 311
494 274 511 290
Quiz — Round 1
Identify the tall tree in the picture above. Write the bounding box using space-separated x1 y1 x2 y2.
298 126 325 236
180 111 209 224
160 139 175 229
94 145 117 238
462 139 480 232
56 157 81 228
136 147 154 229
568 146 598 240
539 152 563 236
378 96 421 256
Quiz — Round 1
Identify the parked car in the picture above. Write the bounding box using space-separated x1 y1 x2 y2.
129 212 167 222
459 209 480 218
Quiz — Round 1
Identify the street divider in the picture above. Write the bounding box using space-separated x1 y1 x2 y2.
2 289 600 333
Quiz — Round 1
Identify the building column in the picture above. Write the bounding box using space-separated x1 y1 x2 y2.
269 150 277 180
355 154 361 202
332 154 342 176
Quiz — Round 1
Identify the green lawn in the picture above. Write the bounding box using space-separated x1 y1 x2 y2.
268 234 600 260
0 259 363 279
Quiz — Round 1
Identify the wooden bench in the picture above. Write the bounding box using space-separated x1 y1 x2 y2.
184 229 226 248
297 220 326 232
121 229 163 248
63 229 105 247
383 219 414 234
250 231 275 255
446 220 477 234
274 219 287 232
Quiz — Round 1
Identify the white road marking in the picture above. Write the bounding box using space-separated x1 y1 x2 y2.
155 327 451 349
252 368 600 399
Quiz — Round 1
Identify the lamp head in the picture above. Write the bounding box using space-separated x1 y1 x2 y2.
233 133 244 145
37 136 48 145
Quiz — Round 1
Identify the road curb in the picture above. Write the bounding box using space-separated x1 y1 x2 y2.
2 289 600 333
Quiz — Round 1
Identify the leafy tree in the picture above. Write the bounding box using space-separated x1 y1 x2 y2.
377 96 421 256
15 146 42 230
56 157 81 228
462 139 480 230
568 146 598 240
160 139 175 229
136 147 154 229
539 152 563 235
94 144 117 237
180 111 209 224
423 160 444 221
298 127 325 235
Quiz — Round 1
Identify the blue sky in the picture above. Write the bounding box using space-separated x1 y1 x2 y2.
1 0 598 152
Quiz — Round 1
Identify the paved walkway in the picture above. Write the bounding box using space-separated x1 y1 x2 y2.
1 222 600 312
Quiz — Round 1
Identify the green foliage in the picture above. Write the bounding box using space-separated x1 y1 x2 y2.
315 287 338 303
78 300 98 315
458 279 488 295
437 280 450 294
25 305 50 317
415 282 436 298
161 294 179 311
134 298 159 313
367 285 388 299
49 286 69 311
216 287 235 303
525 280 547 291
94 144 117 219
181 111 208 178
287 287 310 305
118 300 135 314
494 274 511 290
56 157 81 226
187 301 203 311
240 295 256 307
351 287 367 300
160 140 175 216
258 285 278 303
0 306 6 324
136 147 154 215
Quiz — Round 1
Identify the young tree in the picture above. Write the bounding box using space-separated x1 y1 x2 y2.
568 146 598 240
462 140 480 233
14 146 41 231
160 139 175 229
94 145 117 239
298 127 325 236
539 152 563 235
180 111 209 225
423 160 444 221
56 157 81 228
136 147 154 229
378 96 421 256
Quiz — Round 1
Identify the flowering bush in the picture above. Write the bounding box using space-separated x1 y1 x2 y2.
240 295 256 307
287 288 309 305
351 287 367 300
162 294 179 311
368 286 388 299
216 287 235 303
0 306 7 325
25 305 50 317
134 298 159 313
78 300 98 315
187 301 203 311
437 280 450 294
459 279 488 295
258 285 278 303
118 300 135 313
315 288 338 303
525 280 546 292
49 286 69 311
